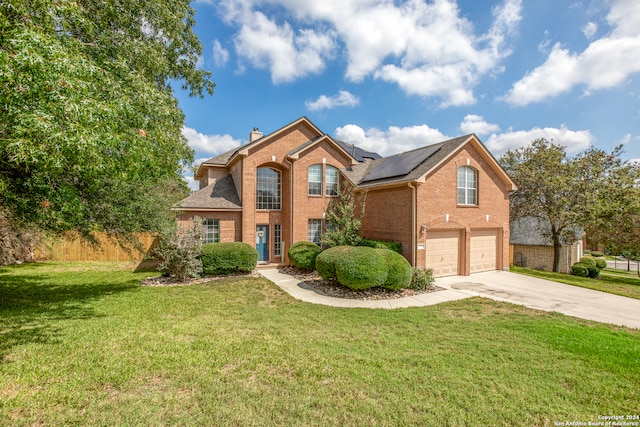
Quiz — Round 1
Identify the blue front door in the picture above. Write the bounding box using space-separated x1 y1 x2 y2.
256 225 269 262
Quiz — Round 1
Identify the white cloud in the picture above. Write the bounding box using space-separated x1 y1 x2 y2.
484 125 594 155
221 3 335 83
219 0 522 105
582 21 598 39
335 120 594 159
213 39 229 66
459 115 501 136
182 126 243 157
505 0 640 105
305 90 360 111
335 124 449 156
182 174 199 192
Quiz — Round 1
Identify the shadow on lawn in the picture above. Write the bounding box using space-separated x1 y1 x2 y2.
0 268 139 360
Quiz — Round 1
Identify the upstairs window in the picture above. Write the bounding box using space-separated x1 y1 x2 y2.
308 164 339 196
457 166 477 205
308 164 322 195
325 165 339 196
257 167 281 210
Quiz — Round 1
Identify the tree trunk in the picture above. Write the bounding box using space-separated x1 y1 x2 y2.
552 240 562 272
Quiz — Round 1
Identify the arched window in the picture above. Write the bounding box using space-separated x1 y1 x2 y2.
308 164 322 195
256 167 281 210
325 165 339 196
457 166 477 205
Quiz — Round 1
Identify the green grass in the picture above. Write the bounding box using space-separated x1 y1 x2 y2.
1 262 639 426
511 266 640 300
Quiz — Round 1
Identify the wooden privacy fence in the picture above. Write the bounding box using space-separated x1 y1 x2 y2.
34 232 157 262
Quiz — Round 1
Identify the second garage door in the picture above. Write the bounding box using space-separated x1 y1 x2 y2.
470 229 498 273
425 230 460 277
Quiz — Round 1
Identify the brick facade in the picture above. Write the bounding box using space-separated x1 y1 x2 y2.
176 117 515 275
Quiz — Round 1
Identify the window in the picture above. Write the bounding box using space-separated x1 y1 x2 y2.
308 219 323 245
308 164 322 195
325 165 338 196
274 224 282 257
256 167 281 210
308 164 339 196
203 218 219 243
457 166 477 205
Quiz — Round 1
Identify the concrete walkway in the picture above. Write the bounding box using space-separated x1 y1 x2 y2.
259 268 640 329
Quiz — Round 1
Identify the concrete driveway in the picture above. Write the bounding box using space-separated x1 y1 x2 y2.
436 271 640 329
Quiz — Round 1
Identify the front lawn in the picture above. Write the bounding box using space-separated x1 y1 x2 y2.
1 262 639 426
511 266 640 300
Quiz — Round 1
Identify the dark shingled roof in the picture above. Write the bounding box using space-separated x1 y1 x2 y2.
174 174 241 210
334 139 381 162
355 135 473 187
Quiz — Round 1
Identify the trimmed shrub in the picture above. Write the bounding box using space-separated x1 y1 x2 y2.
288 241 322 270
315 246 351 281
594 258 607 269
571 262 589 277
409 268 435 291
579 257 597 268
378 249 412 290
201 242 258 276
583 249 591 255
591 251 604 258
359 239 403 254
335 246 387 290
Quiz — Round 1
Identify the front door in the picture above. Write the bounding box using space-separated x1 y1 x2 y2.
256 225 269 262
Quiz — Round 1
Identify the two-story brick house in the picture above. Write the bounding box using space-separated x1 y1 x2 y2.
175 117 516 277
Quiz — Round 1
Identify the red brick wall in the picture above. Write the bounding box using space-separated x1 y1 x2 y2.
360 185 413 260
177 211 242 242
415 142 511 273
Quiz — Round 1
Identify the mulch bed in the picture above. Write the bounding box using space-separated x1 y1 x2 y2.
278 265 443 300
140 266 443 300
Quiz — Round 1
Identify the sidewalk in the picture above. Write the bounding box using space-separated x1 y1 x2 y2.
258 268 472 309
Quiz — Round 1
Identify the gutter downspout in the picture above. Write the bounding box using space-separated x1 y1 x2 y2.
409 182 417 267
285 157 295 264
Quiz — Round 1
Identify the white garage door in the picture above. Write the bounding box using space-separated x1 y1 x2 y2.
425 230 460 277
470 229 498 273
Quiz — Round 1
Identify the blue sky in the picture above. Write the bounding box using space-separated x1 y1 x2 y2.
175 0 640 189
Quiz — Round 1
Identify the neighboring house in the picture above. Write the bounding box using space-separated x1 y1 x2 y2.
510 217 584 274
175 117 516 277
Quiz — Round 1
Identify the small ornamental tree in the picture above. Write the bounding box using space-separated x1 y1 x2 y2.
322 182 366 247
152 218 203 281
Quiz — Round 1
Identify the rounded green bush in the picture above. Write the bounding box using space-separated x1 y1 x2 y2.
315 246 351 280
594 258 607 269
378 249 412 290
571 262 589 277
591 251 604 258
358 239 403 254
288 241 322 270
583 250 592 255
335 247 386 290
579 257 597 268
201 242 258 276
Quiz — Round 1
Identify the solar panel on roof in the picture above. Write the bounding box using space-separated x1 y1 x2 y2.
362 143 443 182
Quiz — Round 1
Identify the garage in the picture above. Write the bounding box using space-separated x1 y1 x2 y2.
425 230 460 277
470 229 498 273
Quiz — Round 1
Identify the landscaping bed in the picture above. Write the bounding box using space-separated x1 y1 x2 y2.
279 265 443 300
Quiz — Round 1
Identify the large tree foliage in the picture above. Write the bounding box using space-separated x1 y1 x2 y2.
500 139 640 272
0 1 214 240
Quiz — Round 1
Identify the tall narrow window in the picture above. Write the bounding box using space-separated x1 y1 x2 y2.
457 166 477 205
203 218 220 243
273 224 282 257
256 167 281 210
308 164 322 195
325 165 338 196
308 219 323 245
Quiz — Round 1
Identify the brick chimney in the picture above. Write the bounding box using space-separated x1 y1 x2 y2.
250 127 263 142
